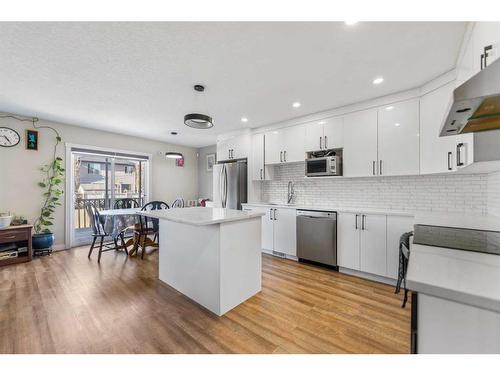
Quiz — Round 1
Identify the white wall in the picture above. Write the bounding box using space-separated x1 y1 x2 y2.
0 114 198 248
260 163 489 215
197 144 216 200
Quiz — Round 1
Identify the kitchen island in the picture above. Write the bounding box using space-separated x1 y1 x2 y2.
140 207 264 316
407 212 500 354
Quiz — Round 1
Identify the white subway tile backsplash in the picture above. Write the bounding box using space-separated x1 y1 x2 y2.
261 163 489 215
487 171 500 217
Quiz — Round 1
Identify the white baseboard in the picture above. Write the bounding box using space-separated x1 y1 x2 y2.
339 267 396 286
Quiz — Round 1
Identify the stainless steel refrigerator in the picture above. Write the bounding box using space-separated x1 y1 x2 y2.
212 160 247 210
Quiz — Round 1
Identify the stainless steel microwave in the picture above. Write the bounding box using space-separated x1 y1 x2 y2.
305 156 342 177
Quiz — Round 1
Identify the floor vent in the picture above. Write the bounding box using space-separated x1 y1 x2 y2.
272 251 286 258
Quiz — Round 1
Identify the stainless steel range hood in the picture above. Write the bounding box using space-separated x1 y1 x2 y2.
440 57 500 136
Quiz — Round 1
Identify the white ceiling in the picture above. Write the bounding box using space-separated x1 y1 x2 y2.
0 22 467 147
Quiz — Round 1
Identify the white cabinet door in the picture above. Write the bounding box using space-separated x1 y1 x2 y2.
216 139 231 161
420 81 460 174
282 125 305 163
457 31 476 86
273 208 297 256
304 121 324 152
264 129 284 164
337 212 360 270
243 205 274 252
322 117 344 150
227 134 250 160
472 22 500 72
251 133 265 181
386 215 414 279
359 214 387 276
377 99 420 176
343 109 378 177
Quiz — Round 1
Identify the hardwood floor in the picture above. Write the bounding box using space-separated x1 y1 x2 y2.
0 247 410 353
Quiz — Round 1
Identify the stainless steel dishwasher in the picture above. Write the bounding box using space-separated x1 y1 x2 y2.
296 210 337 269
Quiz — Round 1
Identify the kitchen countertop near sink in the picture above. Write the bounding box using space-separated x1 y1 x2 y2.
242 202 415 216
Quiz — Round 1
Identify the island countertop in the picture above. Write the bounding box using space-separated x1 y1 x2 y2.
139 207 264 226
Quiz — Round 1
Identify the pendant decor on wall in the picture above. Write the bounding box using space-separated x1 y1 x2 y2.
26 129 39 150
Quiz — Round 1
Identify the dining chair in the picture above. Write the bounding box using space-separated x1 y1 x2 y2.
114 198 140 209
171 198 185 208
134 201 169 259
85 202 128 263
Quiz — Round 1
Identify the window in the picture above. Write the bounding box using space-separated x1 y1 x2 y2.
87 162 101 174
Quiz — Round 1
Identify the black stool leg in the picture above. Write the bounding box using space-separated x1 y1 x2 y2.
88 236 97 258
97 236 104 263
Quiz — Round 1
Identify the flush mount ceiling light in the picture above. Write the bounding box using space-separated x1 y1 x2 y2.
292 102 301 108
241 117 248 123
385 106 394 111
184 85 214 129
373 77 384 85
165 152 183 159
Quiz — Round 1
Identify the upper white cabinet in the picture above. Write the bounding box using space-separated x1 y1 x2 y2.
420 81 474 174
377 99 420 176
343 109 378 177
251 133 267 181
265 125 305 164
304 117 343 152
217 134 250 161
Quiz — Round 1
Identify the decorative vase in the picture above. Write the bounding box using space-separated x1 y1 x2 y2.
32 233 55 249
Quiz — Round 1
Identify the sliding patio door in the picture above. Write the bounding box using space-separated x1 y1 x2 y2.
69 147 150 247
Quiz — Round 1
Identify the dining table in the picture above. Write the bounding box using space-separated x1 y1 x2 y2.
98 207 157 256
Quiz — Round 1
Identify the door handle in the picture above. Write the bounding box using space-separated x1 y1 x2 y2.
324 136 328 149
284 151 287 162
372 161 376 176
273 209 277 220
379 160 383 175
320 136 323 150
270 208 273 220
280 151 283 163
447 151 452 171
260 168 263 180
355 214 359 230
456 143 464 167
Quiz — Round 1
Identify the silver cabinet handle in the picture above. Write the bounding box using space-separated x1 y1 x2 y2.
284 151 287 162
355 214 359 230
260 168 263 180
273 209 277 220
447 151 452 171
456 143 464 167
379 160 383 175
372 161 376 176
324 136 328 149
320 136 323 150
280 151 283 163
361 215 366 230
270 208 273 220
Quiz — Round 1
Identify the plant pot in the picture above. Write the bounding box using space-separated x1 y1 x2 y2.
32 233 55 249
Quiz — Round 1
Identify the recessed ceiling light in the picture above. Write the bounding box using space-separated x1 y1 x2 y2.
241 117 248 123
345 21 358 26
170 131 178 135
385 106 394 111
318 121 326 125
373 77 384 85
292 102 301 108
395 123 401 127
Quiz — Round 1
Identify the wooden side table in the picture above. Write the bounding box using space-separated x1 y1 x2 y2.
0 225 33 267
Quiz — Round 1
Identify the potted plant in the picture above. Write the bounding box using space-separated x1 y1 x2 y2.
32 126 64 250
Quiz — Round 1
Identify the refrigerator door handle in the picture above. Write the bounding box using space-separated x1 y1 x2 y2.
219 165 224 207
223 164 228 208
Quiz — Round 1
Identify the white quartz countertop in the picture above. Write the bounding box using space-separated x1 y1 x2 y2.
139 207 264 226
407 242 500 312
242 202 415 216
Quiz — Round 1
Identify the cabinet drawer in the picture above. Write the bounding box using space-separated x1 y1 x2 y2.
0 229 29 244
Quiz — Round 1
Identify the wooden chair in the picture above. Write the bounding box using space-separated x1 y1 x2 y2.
114 198 140 209
134 201 169 259
85 202 128 263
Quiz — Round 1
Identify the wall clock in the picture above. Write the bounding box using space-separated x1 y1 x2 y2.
0 127 21 147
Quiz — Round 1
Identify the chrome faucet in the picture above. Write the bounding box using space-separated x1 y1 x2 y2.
287 181 295 204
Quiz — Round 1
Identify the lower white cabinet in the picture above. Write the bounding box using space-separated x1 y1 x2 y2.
242 205 296 257
338 212 414 279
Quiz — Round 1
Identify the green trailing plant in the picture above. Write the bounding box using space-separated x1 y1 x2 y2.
33 123 64 234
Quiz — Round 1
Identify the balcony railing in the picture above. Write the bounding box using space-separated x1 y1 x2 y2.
74 196 145 229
